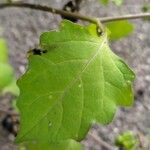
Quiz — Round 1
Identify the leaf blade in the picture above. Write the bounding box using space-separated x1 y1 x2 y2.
16 20 135 143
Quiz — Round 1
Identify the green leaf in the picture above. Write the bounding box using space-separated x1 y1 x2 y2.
99 0 123 6
106 20 134 40
0 62 14 91
16 20 135 143
0 38 18 94
25 140 83 150
99 0 109 5
3 77 19 95
112 0 123 6
115 131 138 150
0 38 8 63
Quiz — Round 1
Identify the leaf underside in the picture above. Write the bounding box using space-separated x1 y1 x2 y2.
16 20 135 143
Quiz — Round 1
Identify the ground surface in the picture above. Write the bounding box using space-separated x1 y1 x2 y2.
0 0 150 149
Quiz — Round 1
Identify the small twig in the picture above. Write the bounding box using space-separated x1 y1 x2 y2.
0 2 99 27
0 2 149 23
0 108 19 116
0 3 150 32
88 132 117 150
101 13 150 23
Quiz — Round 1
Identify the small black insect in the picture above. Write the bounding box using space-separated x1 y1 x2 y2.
32 48 47 55
61 0 81 22
1 114 19 136
27 48 48 57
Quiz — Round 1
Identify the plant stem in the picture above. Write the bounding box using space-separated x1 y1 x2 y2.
0 2 150 27
0 2 97 23
101 13 150 22
0 2 104 33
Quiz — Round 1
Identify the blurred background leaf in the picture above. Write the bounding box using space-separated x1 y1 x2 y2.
0 62 14 91
99 0 123 6
112 0 123 6
0 37 19 98
106 20 134 40
3 77 19 96
99 0 109 5
115 131 138 150
0 38 8 63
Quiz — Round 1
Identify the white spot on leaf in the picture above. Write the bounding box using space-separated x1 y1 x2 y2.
49 95 53 99
78 84 82 88
49 122 52 127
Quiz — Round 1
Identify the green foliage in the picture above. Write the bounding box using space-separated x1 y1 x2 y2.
0 38 13 91
16 20 135 147
0 38 8 63
112 0 123 6
100 0 109 5
0 62 14 90
0 37 19 95
106 20 134 40
3 77 19 95
115 131 138 150
99 0 123 6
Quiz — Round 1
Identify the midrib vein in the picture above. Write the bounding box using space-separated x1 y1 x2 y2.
54 38 106 138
